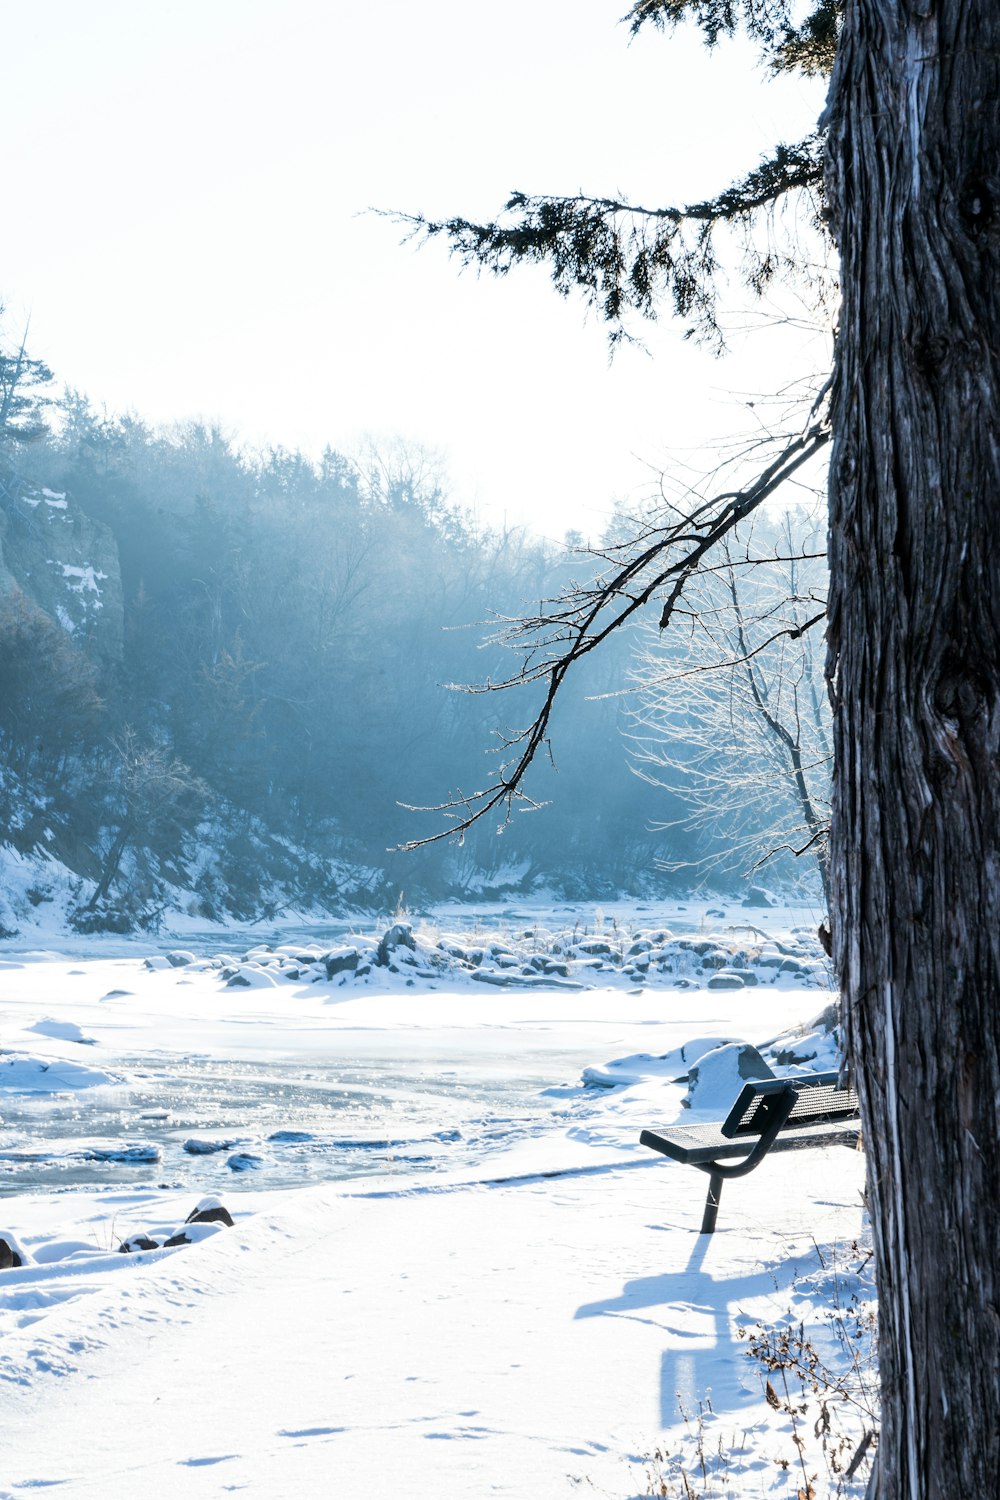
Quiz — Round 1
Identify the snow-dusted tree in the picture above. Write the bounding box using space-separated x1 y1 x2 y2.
397 2 1000 1493
628 511 830 897
84 728 206 917
0 318 54 447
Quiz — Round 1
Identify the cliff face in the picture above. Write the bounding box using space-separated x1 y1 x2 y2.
0 480 124 662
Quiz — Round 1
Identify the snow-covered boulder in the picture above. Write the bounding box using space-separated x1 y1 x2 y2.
119 1233 160 1254
185 1197 234 1228
325 946 362 978
683 1042 775 1113
165 950 196 968
706 970 746 990
0 1232 28 1269
183 1137 241 1155
375 923 417 967
116 1197 235 1253
582 1034 740 1087
226 1152 262 1172
741 886 776 908
224 964 279 988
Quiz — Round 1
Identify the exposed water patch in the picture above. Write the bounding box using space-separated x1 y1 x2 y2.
0 1054 571 1194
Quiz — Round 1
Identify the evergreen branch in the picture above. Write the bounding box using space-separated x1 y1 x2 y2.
387 135 823 344
624 0 841 77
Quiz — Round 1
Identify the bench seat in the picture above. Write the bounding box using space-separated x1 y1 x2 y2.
639 1071 862 1232
640 1117 861 1166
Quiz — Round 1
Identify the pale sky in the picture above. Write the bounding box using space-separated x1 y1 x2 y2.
5 2 828 541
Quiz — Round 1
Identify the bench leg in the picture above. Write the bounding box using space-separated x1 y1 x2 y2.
700 1171 724 1234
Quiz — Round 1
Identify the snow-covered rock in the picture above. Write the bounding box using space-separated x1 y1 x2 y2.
683 1042 776 1113
185 1197 235 1228
0 1232 28 1268
224 964 279 988
165 950 196 967
582 1036 740 1088
227 1152 263 1172
183 1137 242 1155
742 886 777 908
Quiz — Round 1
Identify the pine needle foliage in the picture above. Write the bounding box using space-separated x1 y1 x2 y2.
389 0 840 848
390 2 838 346
394 135 823 348
625 0 840 77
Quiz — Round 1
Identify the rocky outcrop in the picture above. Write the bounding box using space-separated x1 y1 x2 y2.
0 475 123 662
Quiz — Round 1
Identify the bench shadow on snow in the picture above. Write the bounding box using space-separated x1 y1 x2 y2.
575 1230 818 1426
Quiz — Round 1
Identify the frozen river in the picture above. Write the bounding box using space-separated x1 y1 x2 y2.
0 896 829 1197
0 904 869 1500
0 1047 584 1195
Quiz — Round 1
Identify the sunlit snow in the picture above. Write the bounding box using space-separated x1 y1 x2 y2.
0 900 874 1497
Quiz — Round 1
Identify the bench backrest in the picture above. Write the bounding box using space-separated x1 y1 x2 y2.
721 1071 860 1139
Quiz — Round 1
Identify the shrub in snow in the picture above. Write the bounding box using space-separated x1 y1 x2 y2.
70 901 135 934
811 1000 839 1032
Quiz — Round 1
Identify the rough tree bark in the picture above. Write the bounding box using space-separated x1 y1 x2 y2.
824 4 1000 1495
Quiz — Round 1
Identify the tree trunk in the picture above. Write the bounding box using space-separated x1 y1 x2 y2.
87 819 133 909
824 4 1000 1496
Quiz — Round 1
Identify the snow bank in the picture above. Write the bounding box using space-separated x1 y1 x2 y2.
0 1152 872 1498
0 1052 125 1092
0 920 874 1497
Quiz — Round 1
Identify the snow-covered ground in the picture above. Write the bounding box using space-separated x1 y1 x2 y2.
0 901 875 1497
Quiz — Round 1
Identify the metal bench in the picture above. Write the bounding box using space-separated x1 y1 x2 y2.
639 1071 862 1233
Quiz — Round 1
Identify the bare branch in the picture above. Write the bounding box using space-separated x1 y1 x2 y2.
396 396 830 852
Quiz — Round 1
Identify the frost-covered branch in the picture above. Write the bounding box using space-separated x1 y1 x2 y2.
627 509 831 895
